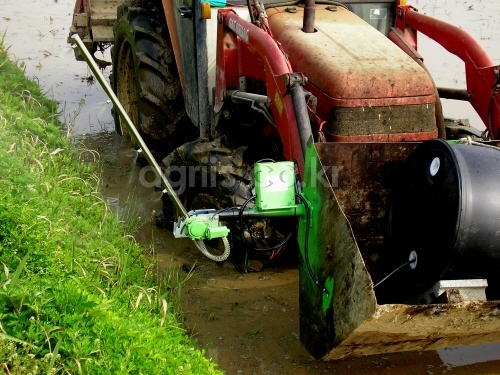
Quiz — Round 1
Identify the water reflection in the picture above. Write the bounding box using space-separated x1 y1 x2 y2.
439 343 500 367
1 0 114 136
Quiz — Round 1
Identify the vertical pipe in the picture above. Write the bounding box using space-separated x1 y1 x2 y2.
303 0 315 33
290 82 313 157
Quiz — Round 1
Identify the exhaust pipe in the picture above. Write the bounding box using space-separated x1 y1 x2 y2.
303 0 315 33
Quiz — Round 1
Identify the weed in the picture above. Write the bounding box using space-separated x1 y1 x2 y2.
247 330 262 337
0 33 9 71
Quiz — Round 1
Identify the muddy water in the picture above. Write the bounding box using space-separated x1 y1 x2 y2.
2 1 500 374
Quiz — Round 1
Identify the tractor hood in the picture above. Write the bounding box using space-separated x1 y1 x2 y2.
267 5 439 141
266 5 435 105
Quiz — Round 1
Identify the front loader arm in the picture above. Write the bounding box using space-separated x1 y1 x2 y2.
390 5 500 138
215 9 311 176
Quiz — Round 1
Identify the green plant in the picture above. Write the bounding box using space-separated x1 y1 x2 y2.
0 34 222 374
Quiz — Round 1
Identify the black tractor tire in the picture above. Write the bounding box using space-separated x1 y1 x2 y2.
111 0 197 158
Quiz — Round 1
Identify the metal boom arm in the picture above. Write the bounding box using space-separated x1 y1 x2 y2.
391 5 500 138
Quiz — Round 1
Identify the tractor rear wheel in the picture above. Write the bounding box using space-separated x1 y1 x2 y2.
111 0 197 158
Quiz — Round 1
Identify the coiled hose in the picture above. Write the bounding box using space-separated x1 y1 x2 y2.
194 237 231 262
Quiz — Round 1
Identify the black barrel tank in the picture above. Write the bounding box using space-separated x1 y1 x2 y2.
388 138 500 301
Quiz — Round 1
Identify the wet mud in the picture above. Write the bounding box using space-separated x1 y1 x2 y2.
3 0 500 374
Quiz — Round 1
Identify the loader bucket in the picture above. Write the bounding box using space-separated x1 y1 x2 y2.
299 142 500 360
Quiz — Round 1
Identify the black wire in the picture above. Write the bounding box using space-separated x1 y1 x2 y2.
295 194 329 296
238 195 294 252
254 158 276 164
239 195 259 248
373 258 417 288
210 206 239 222
242 158 277 182
236 191 328 295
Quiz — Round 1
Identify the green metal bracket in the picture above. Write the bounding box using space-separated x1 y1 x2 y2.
174 210 230 241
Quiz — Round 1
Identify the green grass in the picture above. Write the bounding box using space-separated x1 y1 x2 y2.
0 34 222 374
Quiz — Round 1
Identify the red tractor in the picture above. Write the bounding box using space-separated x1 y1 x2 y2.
70 0 500 360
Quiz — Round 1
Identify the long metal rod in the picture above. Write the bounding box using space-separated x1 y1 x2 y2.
70 34 189 218
437 87 472 101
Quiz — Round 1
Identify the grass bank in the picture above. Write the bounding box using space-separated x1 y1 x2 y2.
0 37 222 374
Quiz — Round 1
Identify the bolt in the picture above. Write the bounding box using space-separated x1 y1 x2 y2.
326 244 334 258
326 5 337 12
223 109 232 120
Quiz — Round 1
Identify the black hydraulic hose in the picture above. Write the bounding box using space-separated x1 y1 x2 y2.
290 81 313 159
437 87 472 101
295 194 329 296
289 85 326 295
418 61 446 139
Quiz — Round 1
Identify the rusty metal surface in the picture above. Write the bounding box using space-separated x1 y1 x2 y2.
323 103 438 138
266 6 435 106
315 142 419 283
